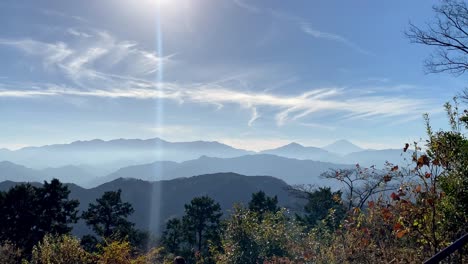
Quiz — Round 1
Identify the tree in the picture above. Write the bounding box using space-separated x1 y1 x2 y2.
406 0 468 75
81 189 147 251
183 196 222 254
82 189 135 239
160 218 184 254
0 184 40 252
248 191 279 214
295 187 346 230
0 180 79 254
37 179 80 236
30 234 91 264
216 206 309 264
0 241 23 264
322 164 397 210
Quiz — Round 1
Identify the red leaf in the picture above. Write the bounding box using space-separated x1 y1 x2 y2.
383 175 392 182
393 222 403 231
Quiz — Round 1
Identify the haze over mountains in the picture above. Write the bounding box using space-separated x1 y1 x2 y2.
0 137 411 188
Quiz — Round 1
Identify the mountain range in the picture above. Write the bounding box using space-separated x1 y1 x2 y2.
0 138 412 187
0 154 350 188
92 154 351 188
0 138 252 172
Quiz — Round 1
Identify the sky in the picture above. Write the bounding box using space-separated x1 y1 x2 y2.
0 0 466 151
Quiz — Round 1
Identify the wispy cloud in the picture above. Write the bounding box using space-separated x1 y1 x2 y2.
233 0 262 13
232 1 370 55
299 23 371 55
0 28 171 89
0 28 433 127
270 10 371 55
0 79 436 127
40 9 88 23
67 28 92 38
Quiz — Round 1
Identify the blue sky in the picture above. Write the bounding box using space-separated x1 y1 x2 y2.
0 0 466 151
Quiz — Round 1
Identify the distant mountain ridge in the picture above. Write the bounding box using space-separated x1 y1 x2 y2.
0 138 253 171
0 138 411 183
0 154 350 188
260 142 340 162
94 154 350 188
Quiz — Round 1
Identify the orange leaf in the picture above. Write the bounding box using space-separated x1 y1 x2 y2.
391 165 399 171
415 185 422 193
396 229 408 238
425 172 431 178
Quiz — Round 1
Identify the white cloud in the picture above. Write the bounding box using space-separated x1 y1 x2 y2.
67 28 92 38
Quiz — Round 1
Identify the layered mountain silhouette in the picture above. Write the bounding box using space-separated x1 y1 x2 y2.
0 138 412 187
0 161 43 182
260 142 340 162
0 173 305 235
91 154 350 187
0 138 252 171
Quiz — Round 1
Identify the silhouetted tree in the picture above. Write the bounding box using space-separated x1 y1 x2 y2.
248 191 279 214
82 189 134 239
161 218 184 254
322 165 397 210
81 189 148 251
406 0 468 75
37 179 79 235
0 180 79 255
183 196 222 254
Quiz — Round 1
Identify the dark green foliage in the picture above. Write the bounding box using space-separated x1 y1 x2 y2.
37 179 80 235
296 187 346 230
161 218 184 254
425 103 468 240
248 191 279 214
183 196 222 253
161 196 223 263
0 179 79 254
82 189 135 238
81 189 146 250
